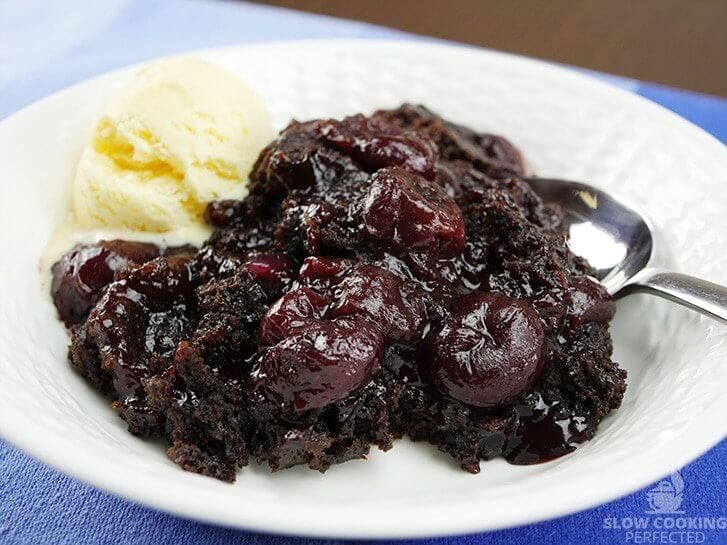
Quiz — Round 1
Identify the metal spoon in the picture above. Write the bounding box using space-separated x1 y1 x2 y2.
526 177 727 324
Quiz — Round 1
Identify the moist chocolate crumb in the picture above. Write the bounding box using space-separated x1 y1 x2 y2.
53 104 626 481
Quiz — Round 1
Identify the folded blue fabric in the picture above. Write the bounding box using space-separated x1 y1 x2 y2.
0 1 724 544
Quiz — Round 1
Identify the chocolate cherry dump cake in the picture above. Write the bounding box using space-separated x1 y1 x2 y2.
50 104 626 481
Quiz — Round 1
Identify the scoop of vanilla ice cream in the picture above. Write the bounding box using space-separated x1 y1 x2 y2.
73 57 273 231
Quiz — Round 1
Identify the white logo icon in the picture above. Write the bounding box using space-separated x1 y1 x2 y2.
645 471 685 514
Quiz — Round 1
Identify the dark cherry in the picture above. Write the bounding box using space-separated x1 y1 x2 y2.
255 317 384 412
330 264 428 344
242 253 295 291
51 240 160 324
436 132 528 180
422 292 545 408
474 134 527 179
204 199 246 227
320 114 437 179
86 256 194 434
359 167 466 259
297 256 353 293
259 287 331 347
566 276 616 330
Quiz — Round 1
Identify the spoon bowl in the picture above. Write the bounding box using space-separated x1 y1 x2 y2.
527 177 727 324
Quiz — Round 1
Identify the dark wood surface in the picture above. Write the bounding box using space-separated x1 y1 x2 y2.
252 0 727 97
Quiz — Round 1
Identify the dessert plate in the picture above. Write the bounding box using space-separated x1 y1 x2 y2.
0 40 726 538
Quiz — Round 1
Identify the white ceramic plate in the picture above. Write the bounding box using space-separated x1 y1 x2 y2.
0 40 725 539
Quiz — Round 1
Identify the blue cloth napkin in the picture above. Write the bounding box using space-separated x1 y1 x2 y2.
1 1 725 543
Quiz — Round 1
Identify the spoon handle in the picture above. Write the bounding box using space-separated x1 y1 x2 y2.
621 268 727 325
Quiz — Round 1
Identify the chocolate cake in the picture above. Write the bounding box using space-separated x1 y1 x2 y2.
51 104 626 481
